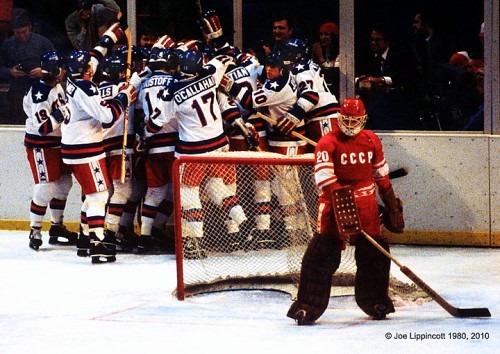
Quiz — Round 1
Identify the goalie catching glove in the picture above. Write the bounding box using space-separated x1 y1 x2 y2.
276 112 301 135
381 187 404 233
202 9 223 39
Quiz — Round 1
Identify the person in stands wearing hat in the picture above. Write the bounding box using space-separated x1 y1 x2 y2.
0 8 55 125
311 22 339 69
449 51 472 71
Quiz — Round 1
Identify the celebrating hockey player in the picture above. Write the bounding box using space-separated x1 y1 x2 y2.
61 23 137 263
137 44 179 254
287 98 404 324
282 38 340 148
144 48 249 258
23 51 78 250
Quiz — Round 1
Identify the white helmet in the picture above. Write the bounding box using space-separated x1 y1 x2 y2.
338 98 368 136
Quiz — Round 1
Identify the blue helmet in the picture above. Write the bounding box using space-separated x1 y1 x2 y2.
149 47 178 70
178 49 203 76
40 51 64 76
283 38 309 64
66 50 91 78
265 51 285 69
102 55 126 80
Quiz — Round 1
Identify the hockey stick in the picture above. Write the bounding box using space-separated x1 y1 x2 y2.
233 118 262 152
254 112 318 147
332 186 491 318
254 111 407 180
120 27 133 184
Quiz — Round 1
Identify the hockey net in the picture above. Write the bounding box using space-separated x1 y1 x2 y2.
173 151 427 303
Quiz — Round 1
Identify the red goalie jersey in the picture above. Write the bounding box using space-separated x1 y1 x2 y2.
314 127 392 239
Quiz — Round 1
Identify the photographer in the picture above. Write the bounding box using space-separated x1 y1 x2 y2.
65 0 120 50
0 8 55 125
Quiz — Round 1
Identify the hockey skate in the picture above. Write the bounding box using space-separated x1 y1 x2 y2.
48 223 78 245
28 228 43 251
114 229 138 253
137 235 153 254
102 230 118 251
76 233 90 257
89 234 116 264
251 229 277 249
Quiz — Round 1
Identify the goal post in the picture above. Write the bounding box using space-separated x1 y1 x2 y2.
172 151 425 303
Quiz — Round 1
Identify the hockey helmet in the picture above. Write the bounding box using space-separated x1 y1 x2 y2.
40 51 64 77
149 47 178 71
102 55 126 80
66 50 91 78
284 38 309 64
265 50 285 68
338 98 368 136
178 49 203 76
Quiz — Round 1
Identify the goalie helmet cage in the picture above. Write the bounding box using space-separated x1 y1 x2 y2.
173 151 423 302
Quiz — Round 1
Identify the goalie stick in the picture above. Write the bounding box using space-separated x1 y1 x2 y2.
331 186 491 318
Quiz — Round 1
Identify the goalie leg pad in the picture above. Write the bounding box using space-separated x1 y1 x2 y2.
287 233 343 324
354 236 394 319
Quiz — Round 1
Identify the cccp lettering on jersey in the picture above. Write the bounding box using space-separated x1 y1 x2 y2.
340 151 373 165
174 76 216 104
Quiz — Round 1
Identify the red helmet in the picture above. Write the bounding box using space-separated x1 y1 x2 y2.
338 98 368 136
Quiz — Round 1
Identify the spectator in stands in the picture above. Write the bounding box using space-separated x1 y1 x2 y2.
449 51 472 71
355 23 417 130
250 12 295 64
310 21 340 97
65 0 120 50
311 22 339 69
137 24 159 48
0 8 55 125
462 67 484 131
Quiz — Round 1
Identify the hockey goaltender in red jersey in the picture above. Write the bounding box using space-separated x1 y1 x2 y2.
287 98 404 324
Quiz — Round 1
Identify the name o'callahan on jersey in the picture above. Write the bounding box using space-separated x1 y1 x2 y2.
174 76 216 104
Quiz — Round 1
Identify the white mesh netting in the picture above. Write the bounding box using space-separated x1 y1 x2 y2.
173 151 427 303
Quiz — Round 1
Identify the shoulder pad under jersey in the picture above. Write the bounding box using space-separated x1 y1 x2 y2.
264 74 289 91
291 61 311 75
74 79 100 97
30 81 51 103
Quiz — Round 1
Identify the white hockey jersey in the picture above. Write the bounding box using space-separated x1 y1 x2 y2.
61 78 124 164
146 56 232 155
23 80 66 148
99 80 135 156
140 71 179 155
291 60 340 122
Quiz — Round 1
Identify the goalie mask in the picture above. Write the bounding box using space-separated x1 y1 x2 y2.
338 98 368 136
41 51 64 77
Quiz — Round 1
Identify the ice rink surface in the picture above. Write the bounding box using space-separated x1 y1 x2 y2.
0 230 498 354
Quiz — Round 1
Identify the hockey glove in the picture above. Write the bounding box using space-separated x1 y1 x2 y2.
153 34 176 49
96 23 125 50
275 112 301 135
202 10 223 39
115 83 137 109
219 74 234 94
233 118 260 150
52 104 70 123
381 187 404 233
